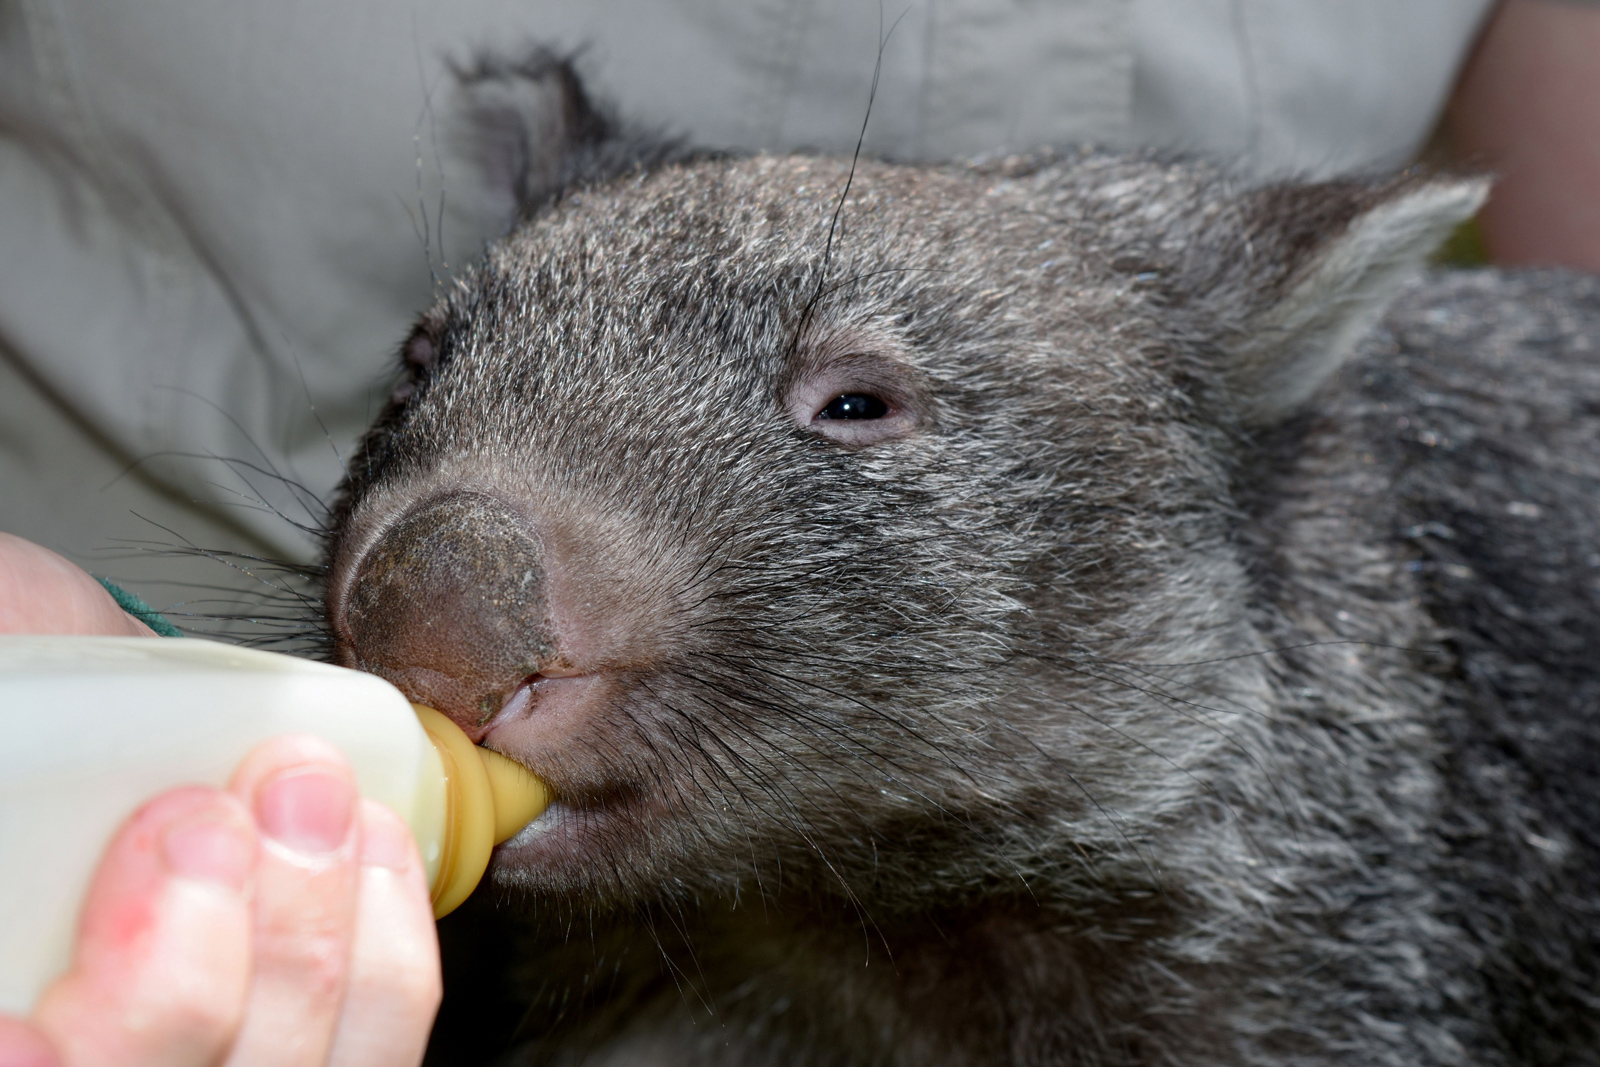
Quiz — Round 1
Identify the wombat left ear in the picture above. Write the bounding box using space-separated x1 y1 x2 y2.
448 48 686 221
1211 174 1489 426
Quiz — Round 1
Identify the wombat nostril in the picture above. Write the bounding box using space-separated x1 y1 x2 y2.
343 491 555 728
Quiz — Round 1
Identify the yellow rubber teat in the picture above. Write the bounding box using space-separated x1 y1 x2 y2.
412 704 551 917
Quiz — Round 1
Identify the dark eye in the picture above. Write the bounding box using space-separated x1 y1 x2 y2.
816 394 889 420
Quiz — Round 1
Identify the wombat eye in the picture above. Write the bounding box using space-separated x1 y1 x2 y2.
786 349 921 446
817 394 889 420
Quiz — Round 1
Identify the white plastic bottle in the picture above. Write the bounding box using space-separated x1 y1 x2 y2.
0 635 549 1014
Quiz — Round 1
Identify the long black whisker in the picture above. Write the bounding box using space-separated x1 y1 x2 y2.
785 3 909 357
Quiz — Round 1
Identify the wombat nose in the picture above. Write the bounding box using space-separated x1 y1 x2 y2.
342 491 555 729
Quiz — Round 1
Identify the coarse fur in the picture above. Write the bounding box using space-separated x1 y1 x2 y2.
321 58 1600 1065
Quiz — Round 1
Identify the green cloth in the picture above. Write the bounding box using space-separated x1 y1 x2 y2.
95 577 184 637
1433 216 1490 268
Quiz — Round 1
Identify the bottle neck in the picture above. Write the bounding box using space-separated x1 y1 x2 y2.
411 704 550 917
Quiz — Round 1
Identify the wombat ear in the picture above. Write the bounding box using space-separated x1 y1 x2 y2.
449 49 684 219
1207 174 1489 426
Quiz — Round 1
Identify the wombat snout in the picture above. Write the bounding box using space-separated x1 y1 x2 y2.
342 491 555 730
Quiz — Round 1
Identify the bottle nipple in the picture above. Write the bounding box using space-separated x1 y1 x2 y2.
411 704 550 917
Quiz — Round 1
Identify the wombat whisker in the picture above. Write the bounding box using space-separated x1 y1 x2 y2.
668 739 822 885
199 499 326 538
707 629 958 679
86 578 319 621
657 721 778 902
171 597 324 622
195 468 328 521
159 603 321 625
123 515 318 599
176 630 328 653
1071 637 1444 670
1036 646 1290 729
678 528 742 592
102 567 325 594
110 450 329 537
105 448 321 522
677 667 932 795
648 695 777 824
710 642 969 689
109 522 333 650
167 609 323 629
144 559 327 621
630 907 720 1023
786 2 902 363
1011 667 1274 859
102 538 328 579
655 902 722 1021
159 593 324 619
197 462 329 535
1066 660 1306 850
142 389 336 532
145 544 326 582
693 655 980 784
150 384 332 505
662 697 885 932
981 712 1166 888
672 670 991 859
285 343 355 482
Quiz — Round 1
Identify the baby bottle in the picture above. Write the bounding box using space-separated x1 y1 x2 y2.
0 635 549 1013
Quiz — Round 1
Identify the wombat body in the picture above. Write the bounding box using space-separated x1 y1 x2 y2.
321 60 1600 1066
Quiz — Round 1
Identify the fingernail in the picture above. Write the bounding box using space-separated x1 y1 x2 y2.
255 769 355 855
162 813 254 888
359 806 414 871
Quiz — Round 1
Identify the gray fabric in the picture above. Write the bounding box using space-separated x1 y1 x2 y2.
0 0 1496 620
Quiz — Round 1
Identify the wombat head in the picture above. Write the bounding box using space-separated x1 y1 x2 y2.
323 58 1483 913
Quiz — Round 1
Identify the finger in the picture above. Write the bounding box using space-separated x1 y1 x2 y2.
33 788 256 1067
0 533 155 636
224 737 362 1067
0 1017 62 1067
326 802 441 1067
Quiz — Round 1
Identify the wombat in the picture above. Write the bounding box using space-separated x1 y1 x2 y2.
320 56 1600 1066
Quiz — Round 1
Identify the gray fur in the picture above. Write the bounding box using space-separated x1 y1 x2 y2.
322 66 1600 1067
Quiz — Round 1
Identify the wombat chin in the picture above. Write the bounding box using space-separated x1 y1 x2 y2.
323 51 1600 1067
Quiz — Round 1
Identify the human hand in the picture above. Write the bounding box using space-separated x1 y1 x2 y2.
0 533 443 1066
0 738 443 1067
0 532 155 636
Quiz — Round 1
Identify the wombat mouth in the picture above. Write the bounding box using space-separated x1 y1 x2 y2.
479 668 591 738
473 666 677 878
490 780 658 877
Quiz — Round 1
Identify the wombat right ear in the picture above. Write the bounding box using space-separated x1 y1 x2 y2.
1198 174 1489 426
449 49 685 220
